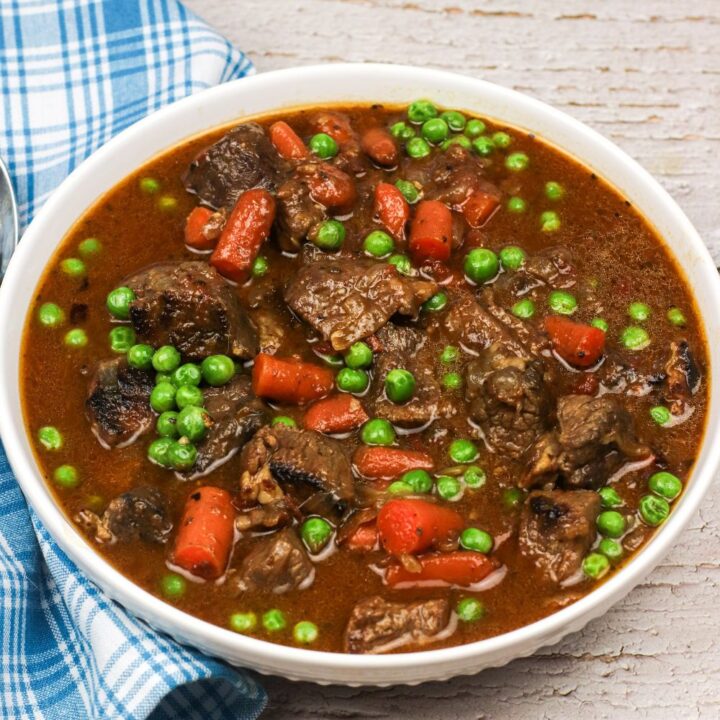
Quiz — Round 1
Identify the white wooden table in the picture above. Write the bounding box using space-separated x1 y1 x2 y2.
185 2 720 716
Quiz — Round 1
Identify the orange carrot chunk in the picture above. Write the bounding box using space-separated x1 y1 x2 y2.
184 206 215 250
353 446 434 480
304 394 369 433
545 315 606 368
252 353 335 405
361 127 399 167
269 121 308 160
385 551 498 588
374 182 410 240
462 190 500 228
409 200 453 262
306 164 357 209
347 522 379 552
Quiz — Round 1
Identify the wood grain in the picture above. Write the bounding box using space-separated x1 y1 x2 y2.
184 1 720 717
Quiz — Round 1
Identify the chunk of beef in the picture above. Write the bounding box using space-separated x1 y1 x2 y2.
183 123 285 209
86 358 154 448
494 246 576 303
240 424 354 502
126 261 257 360
524 395 652 489
344 596 451 654
180 375 269 480
465 344 551 459
284 258 437 351
429 144 494 208
276 173 326 252
233 528 314 594
75 486 172 545
518 490 600 585
664 340 701 414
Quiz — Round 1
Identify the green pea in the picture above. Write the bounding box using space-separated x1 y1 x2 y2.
440 345 459 364
251 256 269 277
139 177 161 194
598 486 623 508
460 528 493 554
160 573 186 598
464 248 499 284
387 480 413 495
151 345 181 373
148 437 174 467
540 210 561 232
53 464 79 489
407 99 438 124
38 426 63 451
512 298 535 319
506 152 529 171
472 136 495 157
313 219 345 251
598 538 623 563
421 118 449 144
229 612 257 633
441 136 472 151
442 372 463 390
175 384 204 410
171 363 202 388
309 132 339 159
464 119 486 138
456 597 485 622
406 137 431 159
336 368 369 394
582 552 610 580
423 292 448 312
388 254 414 276
395 179 421 204
548 290 577 315
272 416 297 428
64 328 88 348
127 344 154 370
293 621 319 644
638 494 670 526
262 609 287 632
507 196 526 213
402 469 433 494
491 131 512 149
155 372 172 385
385 368 416 404
650 406 671 426
449 439 478 464
597 510 626 538
436 475 462 501
363 230 394 258
666 307 687 327
150 382 177 413
37 302 65 328
390 121 416 140
78 237 102 257
503 487 524 510
648 471 682 500
361 418 396 446
201 354 235 386
167 439 197 470
620 326 650 351
300 516 333 554
156 411 179 438
60 258 87 278
544 181 565 201
591 317 609 333
109 326 136 353
628 302 651 322
157 195 178 212
106 287 136 320
499 245 526 271
464 465 486 489
344 342 373 369
440 110 466 131
176 406 209 442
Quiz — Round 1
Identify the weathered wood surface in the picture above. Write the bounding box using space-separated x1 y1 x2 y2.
185 1 720 717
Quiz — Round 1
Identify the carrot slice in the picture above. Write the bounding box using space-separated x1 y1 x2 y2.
545 315 606 368
353 446 434 480
347 522 379 552
252 353 335 405
385 551 498 588
269 121 308 160
374 182 409 240
184 206 215 250
462 190 500 228
409 200 453 262
303 394 369 433
306 164 357 209
361 127 399 166
172 486 235 580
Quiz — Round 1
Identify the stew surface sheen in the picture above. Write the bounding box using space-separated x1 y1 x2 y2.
21 102 708 655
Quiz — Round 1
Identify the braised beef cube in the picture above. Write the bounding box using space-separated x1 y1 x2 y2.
524 395 652 490
518 490 601 585
465 345 550 459
276 173 326 252
86 358 154 448
284 258 437 351
183 123 285 209
233 528 314 594
664 340 701 414
180 375 269 480
494 246 576 303
344 596 451 654
240 424 354 502
430 144 495 207
126 261 258 360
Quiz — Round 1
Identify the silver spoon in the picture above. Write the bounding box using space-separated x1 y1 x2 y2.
0 157 19 280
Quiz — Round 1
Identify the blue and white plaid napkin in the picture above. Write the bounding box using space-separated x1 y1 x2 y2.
0 1 267 718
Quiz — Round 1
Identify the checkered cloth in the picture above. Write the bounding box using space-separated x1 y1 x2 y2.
0 1 267 718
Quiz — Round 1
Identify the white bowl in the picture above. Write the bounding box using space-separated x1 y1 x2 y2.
1 63 718 686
